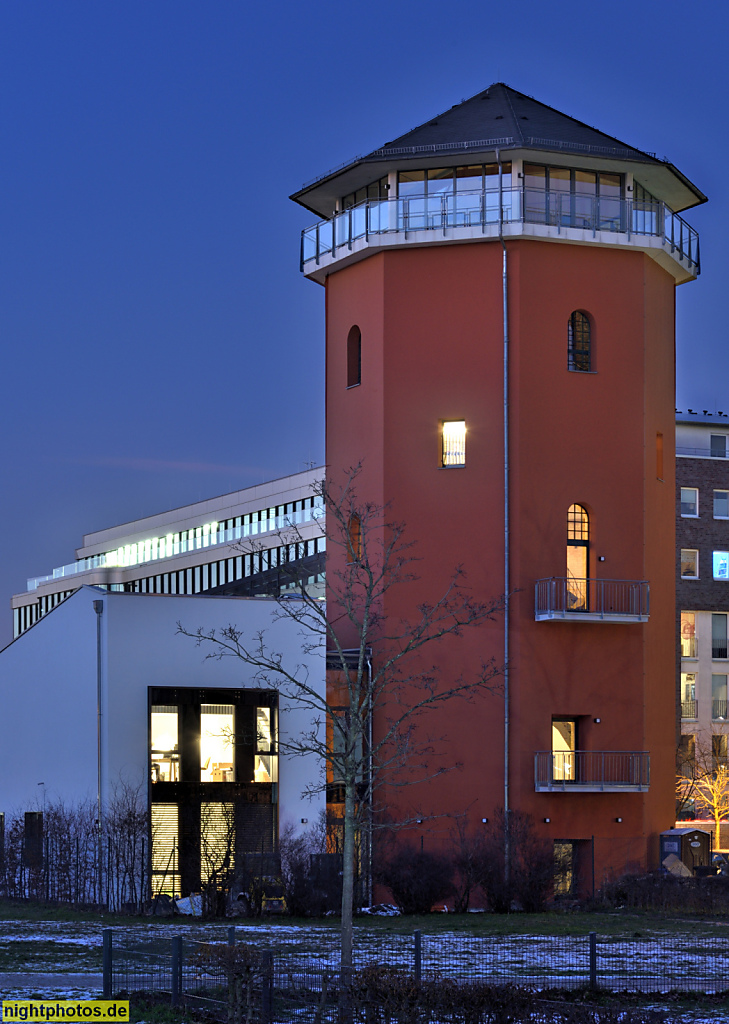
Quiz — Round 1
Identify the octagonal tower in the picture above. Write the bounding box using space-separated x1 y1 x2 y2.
292 84 705 891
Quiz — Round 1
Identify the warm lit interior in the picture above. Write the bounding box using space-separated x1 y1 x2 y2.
151 706 179 782
255 706 277 782
201 704 234 782
552 719 576 781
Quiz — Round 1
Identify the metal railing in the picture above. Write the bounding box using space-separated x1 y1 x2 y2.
681 700 698 719
677 445 728 458
301 187 700 272
713 644 728 659
713 699 728 720
534 577 649 620
534 751 650 791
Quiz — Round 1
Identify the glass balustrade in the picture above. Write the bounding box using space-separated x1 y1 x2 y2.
302 188 699 273
27 499 324 591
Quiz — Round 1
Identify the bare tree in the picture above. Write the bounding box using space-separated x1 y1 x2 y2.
179 466 503 978
677 732 729 844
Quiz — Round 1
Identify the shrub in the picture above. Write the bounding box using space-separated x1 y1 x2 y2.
476 808 554 913
375 845 453 914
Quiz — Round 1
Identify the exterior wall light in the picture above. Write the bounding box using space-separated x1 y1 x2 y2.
615 817 623 823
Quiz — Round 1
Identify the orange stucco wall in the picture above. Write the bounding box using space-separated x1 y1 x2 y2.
324 237 677 889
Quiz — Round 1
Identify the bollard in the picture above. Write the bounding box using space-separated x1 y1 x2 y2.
171 935 182 1007
588 932 597 990
102 930 112 999
261 950 273 1024
413 930 421 984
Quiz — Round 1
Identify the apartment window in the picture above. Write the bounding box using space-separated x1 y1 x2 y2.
714 552 729 581
678 734 696 779
680 487 698 517
567 311 591 372
552 719 577 782
715 491 729 519
713 734 728 770
713 675 728 721
681 549 699 579
711 434 727 458
442 420 466 467
713 614 728 659
567 504 589 610
681 673 697 719
347 326 361 388
681 612 697 659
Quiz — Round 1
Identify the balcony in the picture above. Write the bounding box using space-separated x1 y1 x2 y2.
681 700 698 720
535 578 649 623
301 187 700 285
534 751 650 792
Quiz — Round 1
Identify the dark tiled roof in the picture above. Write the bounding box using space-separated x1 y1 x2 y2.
373 83 652 163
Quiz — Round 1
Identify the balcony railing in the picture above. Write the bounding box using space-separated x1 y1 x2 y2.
713 644 728 659
677 446 728 458
534 751 650 792
535 578 649 622
681 700 698 719
301 187 700 274
713 699 728 721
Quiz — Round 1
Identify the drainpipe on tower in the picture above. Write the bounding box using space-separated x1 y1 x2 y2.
497 149 510 886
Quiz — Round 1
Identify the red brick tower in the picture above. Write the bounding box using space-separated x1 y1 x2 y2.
292 84 705 890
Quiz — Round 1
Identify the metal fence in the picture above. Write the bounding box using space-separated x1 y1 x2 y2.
102 924 729 1014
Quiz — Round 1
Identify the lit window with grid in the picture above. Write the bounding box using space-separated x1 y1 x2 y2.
568 311 591 372
567 504 589 541
441 420 466 467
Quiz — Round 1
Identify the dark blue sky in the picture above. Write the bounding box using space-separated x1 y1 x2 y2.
0 1 725 644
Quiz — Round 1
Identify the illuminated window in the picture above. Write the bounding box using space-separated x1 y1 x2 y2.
255 707 277 783
566 504 589 610
201 704 234 782
552 719 577 782
714 552 729 581
681 549 699 579
151 803 180 897
442 420 466 467
681 673 697 719
347 327 361 388
568 311 591 372
681 488 698 516
681 612 697 658
150 706 180 782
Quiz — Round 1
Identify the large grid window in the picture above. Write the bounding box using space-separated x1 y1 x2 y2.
568 311 591 372
441 421 466 467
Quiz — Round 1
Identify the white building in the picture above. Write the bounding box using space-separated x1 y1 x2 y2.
12 467 324 638
0 585 325 897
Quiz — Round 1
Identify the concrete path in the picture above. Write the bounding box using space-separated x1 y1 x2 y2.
0 974 103 991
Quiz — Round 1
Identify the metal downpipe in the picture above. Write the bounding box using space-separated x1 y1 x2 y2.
497 150 510 885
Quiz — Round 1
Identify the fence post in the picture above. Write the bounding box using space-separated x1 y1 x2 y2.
588 932 597 990
171 935 182 1007
102 929 112 998
261 950 273 1024
228 925 236 945
413 929 421 983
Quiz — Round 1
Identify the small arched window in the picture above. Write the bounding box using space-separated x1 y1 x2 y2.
568 311 591 372
347 326 361 388
347 514 362 563
566 504 589 610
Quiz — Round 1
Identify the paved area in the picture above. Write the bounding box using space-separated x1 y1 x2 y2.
0 974 102 991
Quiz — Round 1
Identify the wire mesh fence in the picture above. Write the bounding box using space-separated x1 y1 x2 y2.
103 924 729 1021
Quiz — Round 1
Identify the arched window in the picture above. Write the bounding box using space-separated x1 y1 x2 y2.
347 326 361 388
568 311 591 372
347 514 362 563
566 504 589 610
